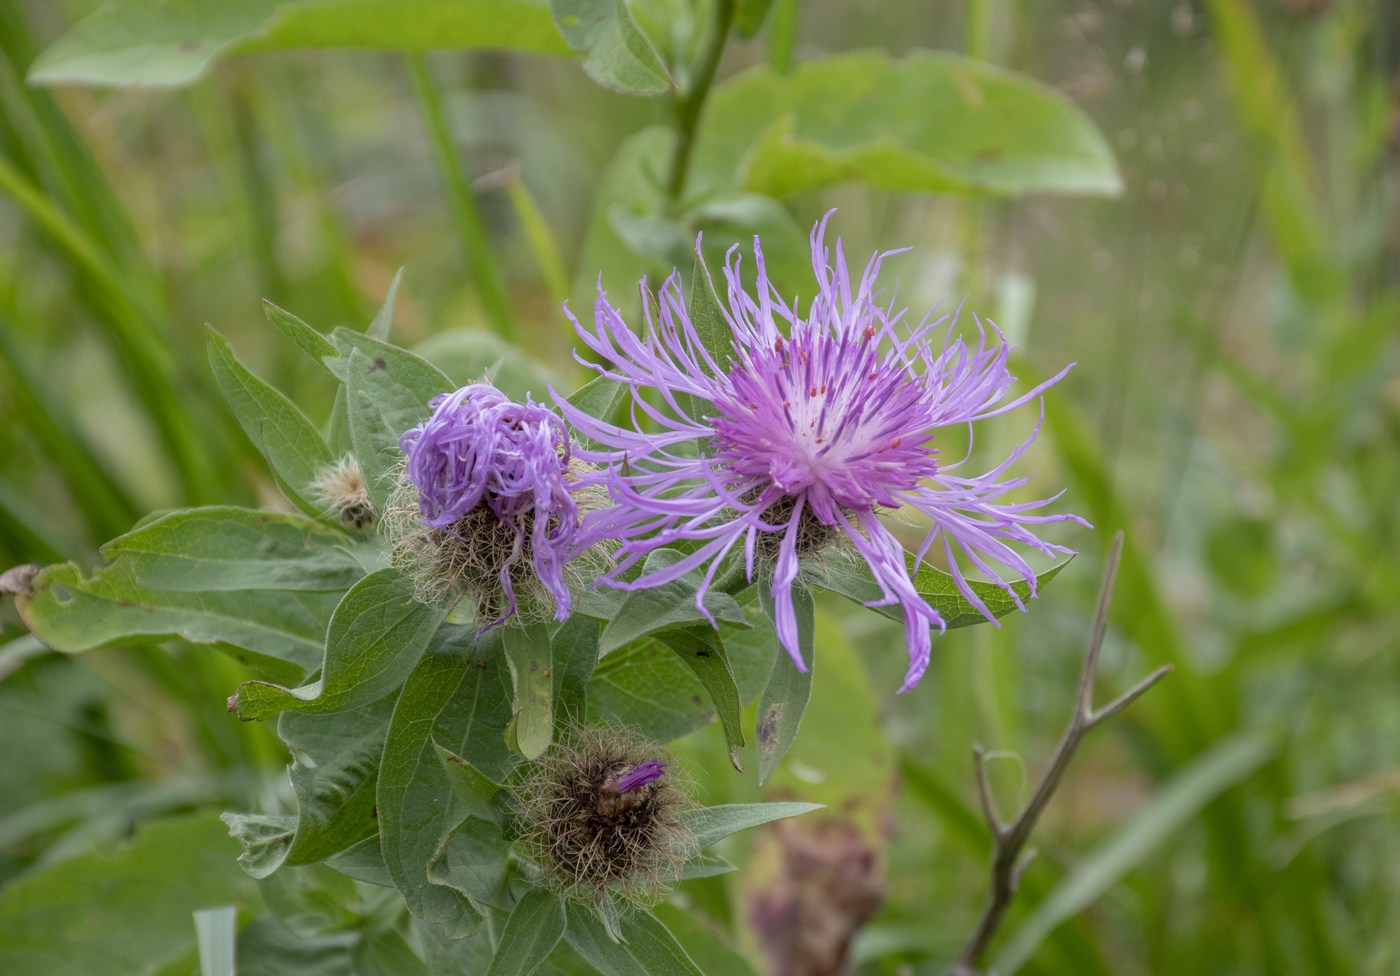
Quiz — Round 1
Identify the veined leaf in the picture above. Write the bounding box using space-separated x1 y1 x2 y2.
503 621 555 760
684 802 823 850
755 580 814 784
595 549 750 654
563 904 703 976
659 627 745 771
551 0 670 95
486 888 565 976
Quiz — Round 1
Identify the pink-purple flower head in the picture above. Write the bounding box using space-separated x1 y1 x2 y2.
556 213 1087 692
394 383 583 627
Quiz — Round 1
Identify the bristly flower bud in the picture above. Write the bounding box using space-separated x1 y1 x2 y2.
310 454 375 529
514 726 696 914
382 383 606 629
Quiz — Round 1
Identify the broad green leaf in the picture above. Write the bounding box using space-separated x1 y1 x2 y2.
503 621 555 760
224 697 392 876
357 928 432 976
234 916 360 976
325 836 394 887
695 51 1121 199
563 904 703 976
596 550 750 654
427 816 512 913
233 569 446 720
755 581 814 784
343 344 452 514
0 814 253 976
659 627 745 771
194 905 237 976
264 299 336 362
651 904 759 976
19 560 332 670
378 651 485 938
413 329 555 403
103 506 364 592
208 326 335 515
551 0 671 95
804 548 1070 630
684 802 823 851
30 0 571 88
367 267 405 341
486 888 565 976
552 614 601 725
991 732 1278 974
434 742 506 825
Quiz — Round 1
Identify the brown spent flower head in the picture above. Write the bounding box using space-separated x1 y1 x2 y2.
514 725 697 912
310 454 376 529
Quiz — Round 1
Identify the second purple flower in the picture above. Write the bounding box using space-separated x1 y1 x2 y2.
557 214 1087 692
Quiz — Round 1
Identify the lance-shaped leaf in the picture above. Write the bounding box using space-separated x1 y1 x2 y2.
684 802 824 851
485 888 565 976
804 549 1070 630
233 569 445 720
659 627 744 771
563 903 703 976
208 327 335 516
755 580 814 784
596 549 750 654
263 300 336 362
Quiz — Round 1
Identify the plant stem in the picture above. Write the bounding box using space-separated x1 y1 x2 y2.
949 532 1173 975
405 53 514 339
664 0 737 206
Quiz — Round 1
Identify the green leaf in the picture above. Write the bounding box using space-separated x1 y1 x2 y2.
434 742 506 826
29 0 571 88
735 0 777 38
503 621 555 760
378 651 485 938
325 836 394 887
208 326 336 516
551 0 671 95
684 802 823 851
564 373 630 450
695 50 1121 199
225 697 392 876
264 299 337 362
19 560 332 670
650 904 759 976
367 267 405 341
233 569 446 720
990 732 1278 974
563 904 703 976
804 548 1070 630
487 888 565 976
684 251 733 370
102 506 365 592
427 817 512 913
595 550 750 654
755 581 814 784
412 329 554 403
0 814 253 976
658 627 745 771
552 614 601 726
343 343 453 514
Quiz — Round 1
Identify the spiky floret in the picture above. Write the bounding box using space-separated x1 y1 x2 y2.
310 454 375 529
386 383 606 628
514 725 696 912
555 212 1088 692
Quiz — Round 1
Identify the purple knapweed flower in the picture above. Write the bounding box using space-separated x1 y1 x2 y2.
616 760 666 793
556 213 1087 692
397 383 580 626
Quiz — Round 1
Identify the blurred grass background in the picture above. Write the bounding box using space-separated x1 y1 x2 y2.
1 0 1398 973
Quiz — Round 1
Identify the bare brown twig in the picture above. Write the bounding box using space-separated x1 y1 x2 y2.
949 532 1172 975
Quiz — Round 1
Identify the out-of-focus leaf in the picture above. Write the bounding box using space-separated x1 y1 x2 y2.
233 569 445 719
0 814 252 976
367 268 404 341
990 732 1278 974
651 903 760 976
503 621 554 760
486 888 565 976
755 581 813 784
804 548 1069 630
596 549 749 654
103 507 364 592
208 327 334 516
735 0 776 38
19 560 332 671
695 51 1121 199
1205 516 1277 598
194 905 237 976
551 0 671 95
29 0 571 88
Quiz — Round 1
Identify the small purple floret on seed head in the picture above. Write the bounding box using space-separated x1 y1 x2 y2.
616 760 666 793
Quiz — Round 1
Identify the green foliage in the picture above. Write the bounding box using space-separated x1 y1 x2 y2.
551 0 671 95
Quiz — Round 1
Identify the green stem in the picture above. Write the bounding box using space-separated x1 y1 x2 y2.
664 0 737 205
405 53 514 338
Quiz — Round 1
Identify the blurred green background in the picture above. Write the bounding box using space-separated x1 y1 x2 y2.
2 0 1398 973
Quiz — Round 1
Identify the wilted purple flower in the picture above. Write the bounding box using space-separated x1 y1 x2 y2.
398 384 579 625
556 214 1086 692
616 760 666 793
